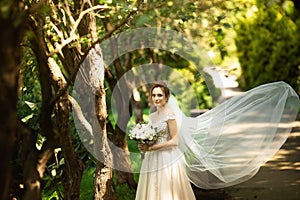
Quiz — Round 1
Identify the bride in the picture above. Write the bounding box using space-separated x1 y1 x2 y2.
135 80 299 200
136 81 196 200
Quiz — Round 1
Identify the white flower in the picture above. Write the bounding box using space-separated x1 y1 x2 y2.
129 123 158 145
136 123 142 129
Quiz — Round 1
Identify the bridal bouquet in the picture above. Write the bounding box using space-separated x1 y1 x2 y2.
129 123 158 145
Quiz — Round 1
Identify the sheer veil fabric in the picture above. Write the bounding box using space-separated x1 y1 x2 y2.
167 81 300 189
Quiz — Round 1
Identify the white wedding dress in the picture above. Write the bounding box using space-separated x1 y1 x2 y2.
135 81 299 199
135 113 196 200
169 81 300 189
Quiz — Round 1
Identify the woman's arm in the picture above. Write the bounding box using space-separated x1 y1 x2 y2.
139 118 179 152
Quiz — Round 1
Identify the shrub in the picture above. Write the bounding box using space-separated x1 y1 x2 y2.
235 3 300 93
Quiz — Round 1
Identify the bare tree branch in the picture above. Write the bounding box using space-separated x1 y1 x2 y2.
48 5 108 57
50 2 141 105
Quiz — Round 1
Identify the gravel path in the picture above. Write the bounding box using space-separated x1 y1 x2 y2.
192 121 300 200
194 69 300 199
224 122 300 200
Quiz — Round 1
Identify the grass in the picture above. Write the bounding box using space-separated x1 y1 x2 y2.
79 112 148 199
80 167 95 199
79 166 138 200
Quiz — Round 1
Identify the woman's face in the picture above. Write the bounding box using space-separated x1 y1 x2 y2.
151 87 167 108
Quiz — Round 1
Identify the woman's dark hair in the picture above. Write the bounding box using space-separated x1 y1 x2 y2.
150 81 170 101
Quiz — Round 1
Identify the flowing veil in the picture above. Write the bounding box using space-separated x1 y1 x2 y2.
167 81 300 189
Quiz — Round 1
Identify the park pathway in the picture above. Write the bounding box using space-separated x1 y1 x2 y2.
193 67 300 200
224 123 300 200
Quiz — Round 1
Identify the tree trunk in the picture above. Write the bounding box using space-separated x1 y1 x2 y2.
0 3 26 198
49 58 85 200
29 8 86 197
101 24 137 188
106 70 140 189
20 122 56 200
94 84 117 200
113 126 138 189
106 81 137 189
55 93 85 200
78 2 117 198
94 160 116 200
24 18 60 199
131 92 144 123
0 31 19 200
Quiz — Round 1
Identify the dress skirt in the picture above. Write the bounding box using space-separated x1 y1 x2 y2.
135 147 196 200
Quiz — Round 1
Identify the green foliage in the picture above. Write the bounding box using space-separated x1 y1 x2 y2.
80 167 95 200
115 184 136 200
235 2 300 92
0 0 12 19
18 48 41 130
129 0 240 63
79 166 137 200
42 162 64 200
16 1 279 199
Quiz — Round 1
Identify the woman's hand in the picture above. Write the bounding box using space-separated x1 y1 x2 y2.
138 143 151 152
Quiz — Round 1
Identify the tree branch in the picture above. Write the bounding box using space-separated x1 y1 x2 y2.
68 95 93 138
48 5 108 57
50 2 141 106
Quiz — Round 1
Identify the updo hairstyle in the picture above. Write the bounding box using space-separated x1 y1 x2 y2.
150 81 170 101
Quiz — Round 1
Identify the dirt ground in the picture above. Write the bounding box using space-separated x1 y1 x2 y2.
193 121 300 200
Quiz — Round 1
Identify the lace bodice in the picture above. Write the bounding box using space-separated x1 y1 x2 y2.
149 113 175 144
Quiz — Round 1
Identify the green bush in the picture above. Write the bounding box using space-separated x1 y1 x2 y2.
235 3 300 93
